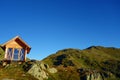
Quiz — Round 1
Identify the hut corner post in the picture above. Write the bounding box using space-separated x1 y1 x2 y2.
24 49 27 61
4 47 8 60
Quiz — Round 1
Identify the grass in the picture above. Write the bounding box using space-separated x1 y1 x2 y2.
1 46 120 80
0 62 38 80
42 46 120 80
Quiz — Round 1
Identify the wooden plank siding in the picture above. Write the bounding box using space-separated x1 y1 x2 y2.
1 36 31 62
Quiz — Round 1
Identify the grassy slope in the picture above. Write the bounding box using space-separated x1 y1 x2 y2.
42 46 120 80
0 62 38 80
0 46 120 80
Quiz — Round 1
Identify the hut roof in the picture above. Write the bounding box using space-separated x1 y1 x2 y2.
1 36 31 53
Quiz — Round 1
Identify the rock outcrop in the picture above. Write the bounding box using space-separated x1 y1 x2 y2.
86 72 103 80
27 61 57 80
78 68 104 80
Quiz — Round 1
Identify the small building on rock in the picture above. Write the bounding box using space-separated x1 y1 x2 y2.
1 36 31 62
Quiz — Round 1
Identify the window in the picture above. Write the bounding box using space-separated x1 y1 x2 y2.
7 48 13 60
6 48 25 61
20 49 25 60
14 48 19 60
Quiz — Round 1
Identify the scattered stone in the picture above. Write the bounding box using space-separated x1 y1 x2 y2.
48 68 57 73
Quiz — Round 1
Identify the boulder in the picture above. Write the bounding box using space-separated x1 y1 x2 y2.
28 64 48 80
27 62 57 80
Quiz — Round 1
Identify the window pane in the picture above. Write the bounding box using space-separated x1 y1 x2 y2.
14 48 19 60
7 48 13 60
7 48 25 61
20 49 25 60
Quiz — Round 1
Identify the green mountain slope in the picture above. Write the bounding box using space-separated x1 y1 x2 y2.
0 46 120 80
42 46 120 80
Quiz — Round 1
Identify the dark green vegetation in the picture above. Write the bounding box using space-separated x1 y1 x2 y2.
43 46 120 80
0 46 4 60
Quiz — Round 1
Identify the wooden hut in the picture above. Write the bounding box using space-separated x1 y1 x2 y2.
1 36 31 62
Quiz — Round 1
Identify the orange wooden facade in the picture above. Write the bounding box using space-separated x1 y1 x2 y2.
1 36 31 61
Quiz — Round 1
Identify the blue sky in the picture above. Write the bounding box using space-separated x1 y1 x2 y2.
0 0 120 60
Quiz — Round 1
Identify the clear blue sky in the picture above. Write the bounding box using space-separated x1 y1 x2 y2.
0 0 120 60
